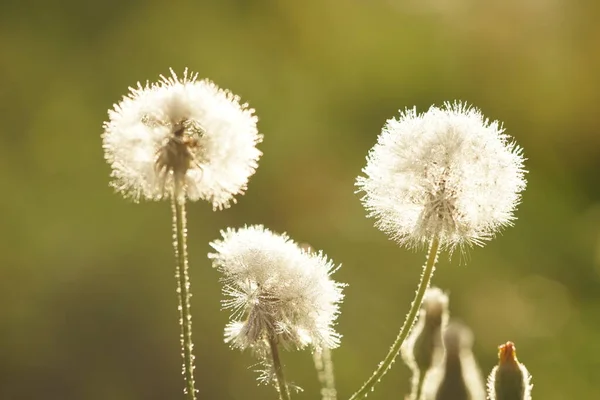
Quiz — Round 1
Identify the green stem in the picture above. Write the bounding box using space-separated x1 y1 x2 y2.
349 237 440 400
171 192 197 400
268 335 291 400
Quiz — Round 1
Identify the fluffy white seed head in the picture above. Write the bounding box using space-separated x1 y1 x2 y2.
102 68 262 209
356 101 527 251
209 225 345 352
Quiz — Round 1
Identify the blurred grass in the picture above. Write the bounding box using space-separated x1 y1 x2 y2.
1 0 600 399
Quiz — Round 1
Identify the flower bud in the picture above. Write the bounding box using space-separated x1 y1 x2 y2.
413 288 449 372
487 342 532 400
423 322 485 400
402 287 449 399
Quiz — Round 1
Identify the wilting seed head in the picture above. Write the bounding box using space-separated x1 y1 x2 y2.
487 342 532 400
102 68 262 208
356 101 527 251
209 225 345 352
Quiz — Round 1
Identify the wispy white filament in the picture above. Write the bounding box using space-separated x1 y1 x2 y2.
356 101 527 251
102 68 262 209
209 225 345 352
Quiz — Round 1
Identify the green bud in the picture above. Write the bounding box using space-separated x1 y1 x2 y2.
413 288 449 373
433 322 485 400
401 288 449 399
487 342 533 400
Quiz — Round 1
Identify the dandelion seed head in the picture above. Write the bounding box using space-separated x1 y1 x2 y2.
356 101 527 251
209 225 345 352
102 68 262 208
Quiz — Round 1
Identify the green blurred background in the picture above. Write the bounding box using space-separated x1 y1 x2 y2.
2 0 600 399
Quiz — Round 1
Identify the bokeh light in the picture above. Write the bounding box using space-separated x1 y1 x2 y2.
1 0 599 399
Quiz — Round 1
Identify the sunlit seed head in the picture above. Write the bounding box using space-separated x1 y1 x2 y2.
209 225 345 353
356 101 527 252
102 68 262 208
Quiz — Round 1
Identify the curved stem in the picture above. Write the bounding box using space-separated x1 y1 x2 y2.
267 335 291 400
349 237 440 400
171 192 197 399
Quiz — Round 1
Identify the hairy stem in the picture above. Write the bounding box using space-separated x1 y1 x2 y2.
268 335 291 400
349 237 440 400
314 348 337 400
171 189 197 400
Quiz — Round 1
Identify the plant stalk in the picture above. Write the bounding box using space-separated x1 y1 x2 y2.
268 335 291 400
171 189 197 400
314 348 337 400
349 237 440 400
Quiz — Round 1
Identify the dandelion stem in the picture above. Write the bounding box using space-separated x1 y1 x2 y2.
171 187 197 400
267 334 291 400
349 237 440 400
314 348 337 400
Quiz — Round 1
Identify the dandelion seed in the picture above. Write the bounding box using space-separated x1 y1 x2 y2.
102 68 262 209
356 101 526 251
209 225 345 352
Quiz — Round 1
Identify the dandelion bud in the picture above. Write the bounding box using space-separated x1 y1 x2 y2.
356 101 526 251
487 342 533 400
209 225 345 352
102 68 262 208
402 287 449 399
411 288 450 372
424 322 485 400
